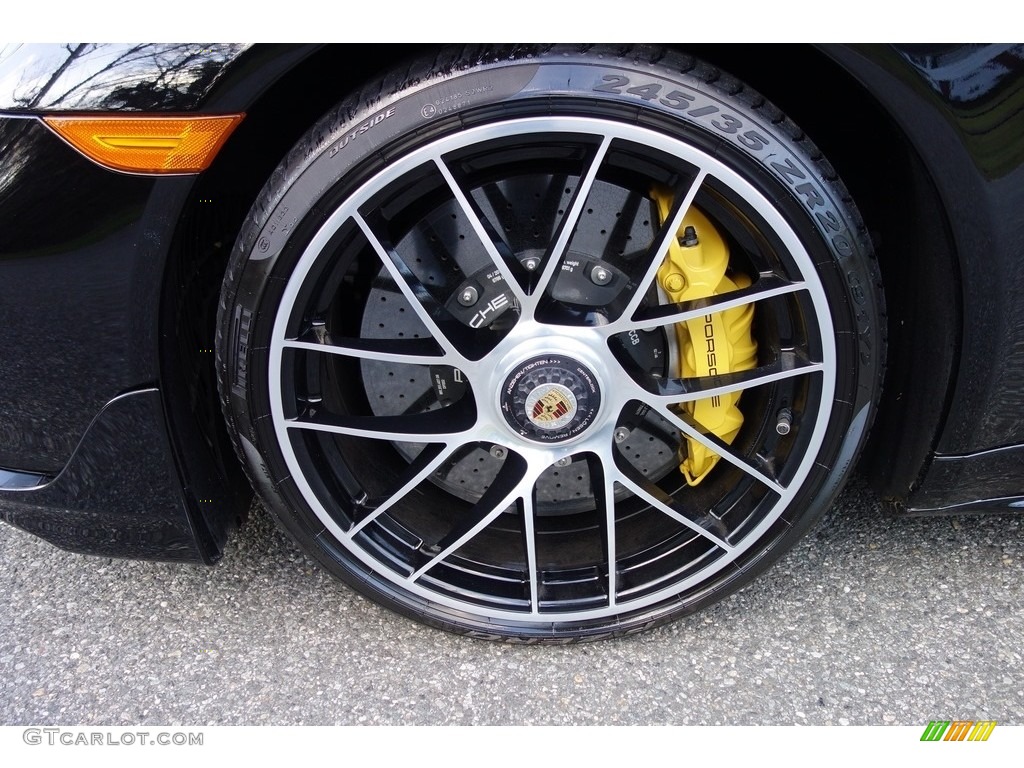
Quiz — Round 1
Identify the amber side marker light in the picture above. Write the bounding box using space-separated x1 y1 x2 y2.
43 114 244 174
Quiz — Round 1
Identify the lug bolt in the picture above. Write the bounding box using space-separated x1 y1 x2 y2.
680 225 699 247
554 456 572 467
590 265 613 286
665 274 686 293
614 426 630 444
776 408 793 436
458 286 479 306
523 257 540 271
489 445 507 459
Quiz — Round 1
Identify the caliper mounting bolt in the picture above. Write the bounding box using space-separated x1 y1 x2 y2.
458 286 479 307
489 445 507 459
613 426 630 444
664 274 685 292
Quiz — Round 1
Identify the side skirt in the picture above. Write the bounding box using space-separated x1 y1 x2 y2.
0 389 218 563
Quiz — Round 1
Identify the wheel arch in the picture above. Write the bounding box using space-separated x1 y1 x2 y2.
160 43 961 553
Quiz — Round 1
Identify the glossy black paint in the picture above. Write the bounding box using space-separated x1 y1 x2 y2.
0 389 208 561
0 44 248 112
822 44 1024 510
0 43 340 561
898 45 1024 454
0 116 156 472
907 445 1024 514
0 43 1021 565
0 45 326 560
0 43 321 114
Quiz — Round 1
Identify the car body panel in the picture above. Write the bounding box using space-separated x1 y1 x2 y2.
0 388 209 561
821 44 1024 512
836 44 1024 453
0 115 159 473
908 444 1024 514
0 43 248 112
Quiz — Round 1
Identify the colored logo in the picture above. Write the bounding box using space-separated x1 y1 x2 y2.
920 720 996 741
525 384 576 430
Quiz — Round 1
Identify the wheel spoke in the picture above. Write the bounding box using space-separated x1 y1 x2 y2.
354 212 472 363
608 274 807 335
524 135 613 319
519 492 540 614
284 332 448 366
411 452 532 581
287 405 474 443
585 452 618 608
351 442 464 534
612 460 734 552
653 403 785 494
636 351 824 404
618 169 708 323
433 156 530 311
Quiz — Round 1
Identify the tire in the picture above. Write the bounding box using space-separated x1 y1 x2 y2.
217 45 884 642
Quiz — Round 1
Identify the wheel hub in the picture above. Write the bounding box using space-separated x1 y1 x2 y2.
500 354 602 444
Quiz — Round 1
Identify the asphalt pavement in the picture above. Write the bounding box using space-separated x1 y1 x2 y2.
1 476 1021 725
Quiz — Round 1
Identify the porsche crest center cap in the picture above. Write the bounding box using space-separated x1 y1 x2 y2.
500 355 601 443
525 384 577 431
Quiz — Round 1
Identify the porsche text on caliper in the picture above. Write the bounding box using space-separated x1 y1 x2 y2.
652 188 757 485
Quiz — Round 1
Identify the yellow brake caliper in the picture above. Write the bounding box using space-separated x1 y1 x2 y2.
652 188 757 485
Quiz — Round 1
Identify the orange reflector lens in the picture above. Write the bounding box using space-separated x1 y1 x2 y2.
43 114 244 174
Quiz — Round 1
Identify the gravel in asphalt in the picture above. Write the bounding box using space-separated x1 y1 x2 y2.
1 476 1021 725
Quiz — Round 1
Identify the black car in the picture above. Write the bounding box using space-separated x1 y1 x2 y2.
1 44 1021 641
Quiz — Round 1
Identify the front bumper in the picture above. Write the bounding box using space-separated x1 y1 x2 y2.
0 388 219 563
